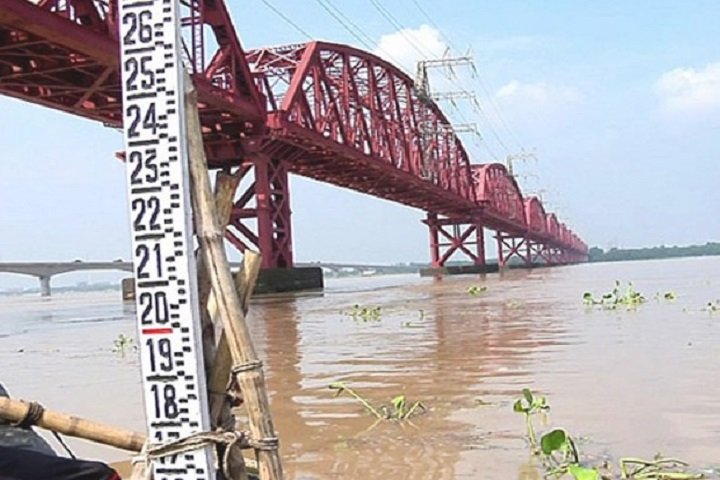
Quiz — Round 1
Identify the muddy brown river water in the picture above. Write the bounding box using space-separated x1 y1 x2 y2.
1 256 719 479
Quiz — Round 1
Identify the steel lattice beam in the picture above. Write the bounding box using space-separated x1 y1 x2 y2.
0 3 589 267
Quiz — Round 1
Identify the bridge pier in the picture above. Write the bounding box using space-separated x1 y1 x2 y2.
39 275 51 297
424 213 486 268
496 233 529 269
226 154 294 269
526 239 551 265
220 155 319 292
421 214 494 276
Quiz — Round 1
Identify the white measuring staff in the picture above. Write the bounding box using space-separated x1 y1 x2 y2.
118 0 215 477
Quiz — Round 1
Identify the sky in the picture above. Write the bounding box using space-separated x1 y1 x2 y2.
1 0 719 287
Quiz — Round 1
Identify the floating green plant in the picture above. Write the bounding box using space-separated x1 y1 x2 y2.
703 301 720 313
345 304 382 322
653 291 678 302
385 394 425 420
513 388 550 452
329 382 425 421
514 389 708 479
112 333 136 358
467 285 488 296
620 456 703 479
401 309 426 328
583 281 646 309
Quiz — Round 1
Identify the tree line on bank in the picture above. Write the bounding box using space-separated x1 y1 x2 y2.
588 242 720 263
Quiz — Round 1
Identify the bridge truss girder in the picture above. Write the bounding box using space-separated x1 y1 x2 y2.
0 0 265 137
0 1 589 269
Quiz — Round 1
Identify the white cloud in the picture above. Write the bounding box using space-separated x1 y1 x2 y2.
374 24 448 73
654 62 720 116
496 80 581 106
487 81 582 140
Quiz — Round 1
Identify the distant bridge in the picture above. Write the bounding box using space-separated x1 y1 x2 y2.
0 261 417 296
0 262 133 296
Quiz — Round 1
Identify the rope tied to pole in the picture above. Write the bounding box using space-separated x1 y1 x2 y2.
231 360 263 374
249 435 279 451
12 401 44 428
11 400 77 459
132 428 279 477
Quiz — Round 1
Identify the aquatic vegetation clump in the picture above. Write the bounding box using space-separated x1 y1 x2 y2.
619 457 704 479
703 300 720 313
112 333 136 358
514 388 708 479
467 285 488 296
583 281 647 309
329 382 425 421
513 388 549 451
653 291 678 302
401 309 426 328
345 304 382 322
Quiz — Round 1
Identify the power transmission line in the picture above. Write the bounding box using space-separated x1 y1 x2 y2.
313 0 374 51
367 0 430 59
256 0 504 163
313 0 408 70
404 0 562 212
257 0 314 40
363 0 561 213
367 1 515 157
407 0 527 152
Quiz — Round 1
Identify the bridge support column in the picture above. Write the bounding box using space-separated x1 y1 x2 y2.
226 154 294 269
549 246 561 265
496 233 527 269
496 234 505 269
225 156 320 292
526 240 551 266
423 214 485 268
525 237 532 267
39 275 51 297
559 249 568 265
428 213 441 267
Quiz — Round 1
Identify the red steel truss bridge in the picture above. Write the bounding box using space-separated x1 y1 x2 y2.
0 0 587 270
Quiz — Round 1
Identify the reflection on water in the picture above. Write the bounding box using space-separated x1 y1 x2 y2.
1 257 720 478
248 269 575 479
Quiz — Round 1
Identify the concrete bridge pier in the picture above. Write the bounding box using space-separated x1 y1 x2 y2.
39 275 51 297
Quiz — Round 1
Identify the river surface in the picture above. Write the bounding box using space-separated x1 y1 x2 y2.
1 256 719 478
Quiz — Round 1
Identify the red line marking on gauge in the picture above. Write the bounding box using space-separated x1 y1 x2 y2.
142 327 173 335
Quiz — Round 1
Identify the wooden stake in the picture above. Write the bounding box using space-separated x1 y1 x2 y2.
198 171 242 367
213 171 242 228
129 458 149 480
0 397 144 452
208 250 262 423
185 79 284 480
208 252 261 480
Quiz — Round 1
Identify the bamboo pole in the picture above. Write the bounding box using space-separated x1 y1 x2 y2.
185 79 284 480
129 462 149 480
208 251 261 480
208 250 262 423
0 397 144 452
213 171 242 228
198 171 242 371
